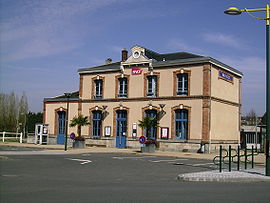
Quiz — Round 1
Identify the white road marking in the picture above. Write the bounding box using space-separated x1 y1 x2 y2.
113 156 156 160
150 159 187 163
67 158 92 165
192 163 214 166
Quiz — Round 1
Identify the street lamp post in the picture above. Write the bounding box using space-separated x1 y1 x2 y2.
224 4 270 176
64 93 72 151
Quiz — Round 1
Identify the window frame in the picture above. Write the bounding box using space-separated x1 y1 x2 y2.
174 109 188 140
171 105 191 141
92 110 102 137
177 73 188 96
115 74 129 98
144 72 160 98
92 76 104 99
173 70 191 97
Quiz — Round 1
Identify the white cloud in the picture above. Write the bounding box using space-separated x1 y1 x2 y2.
166 39 203 54
202 33 245 49
0 0 126 61
218 56 265 73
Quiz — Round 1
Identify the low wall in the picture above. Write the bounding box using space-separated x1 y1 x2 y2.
85 138 115 148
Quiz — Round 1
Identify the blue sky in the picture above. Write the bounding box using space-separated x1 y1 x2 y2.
0 0 268 116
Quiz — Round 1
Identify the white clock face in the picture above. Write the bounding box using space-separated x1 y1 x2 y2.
133 51 140 58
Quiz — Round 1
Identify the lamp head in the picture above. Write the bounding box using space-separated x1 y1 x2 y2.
224 7 242 15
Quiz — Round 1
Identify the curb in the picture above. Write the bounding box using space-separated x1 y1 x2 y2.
177 175 270 182
177 170 270 182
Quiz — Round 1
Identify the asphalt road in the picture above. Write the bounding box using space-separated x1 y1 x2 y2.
1 150 270 203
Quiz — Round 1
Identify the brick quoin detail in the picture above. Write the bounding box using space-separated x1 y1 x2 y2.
202 64 211 142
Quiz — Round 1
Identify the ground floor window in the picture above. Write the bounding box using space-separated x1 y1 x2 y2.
175 109 188 140
145 109 157 140
92 110 102 137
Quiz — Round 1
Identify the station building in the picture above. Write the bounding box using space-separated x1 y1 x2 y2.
44 45 243 152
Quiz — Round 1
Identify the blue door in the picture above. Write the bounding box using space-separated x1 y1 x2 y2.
116 110 127 148
175 109 188 140
57 111 66 144
145 110 157 140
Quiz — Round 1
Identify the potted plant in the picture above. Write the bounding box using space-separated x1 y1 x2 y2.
138 116 159 153
69 115 90 148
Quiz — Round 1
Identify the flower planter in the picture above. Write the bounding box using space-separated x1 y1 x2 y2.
141 144 156 153
72 140 85 149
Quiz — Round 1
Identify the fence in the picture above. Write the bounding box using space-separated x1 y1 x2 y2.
213 145 258 172
0 132 23 143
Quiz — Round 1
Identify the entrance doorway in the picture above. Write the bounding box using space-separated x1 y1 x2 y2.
57 111 66 144
116 110 127 148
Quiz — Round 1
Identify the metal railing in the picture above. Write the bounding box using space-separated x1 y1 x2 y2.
213 145 259 172
0 132 23 143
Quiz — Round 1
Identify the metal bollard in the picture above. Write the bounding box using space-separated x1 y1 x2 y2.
20 132 23 143
252 145 254 168
237 145 240 171
2 132 5 142
229 145 231 172
219 145 222 173
245 147 247 170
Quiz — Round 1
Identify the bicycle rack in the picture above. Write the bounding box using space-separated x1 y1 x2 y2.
213 145 259 173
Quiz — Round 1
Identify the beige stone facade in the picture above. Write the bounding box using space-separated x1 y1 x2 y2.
44 46 243 152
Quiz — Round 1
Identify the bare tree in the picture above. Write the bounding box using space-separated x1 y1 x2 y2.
0 92 28 132
245 109 257 126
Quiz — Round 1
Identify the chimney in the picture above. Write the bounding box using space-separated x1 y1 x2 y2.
105 58 112 64
121 48 128 61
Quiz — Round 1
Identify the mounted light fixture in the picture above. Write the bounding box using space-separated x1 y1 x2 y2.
159 104 166 111
119 102 123 110
224 7 242 15
224 3 270 176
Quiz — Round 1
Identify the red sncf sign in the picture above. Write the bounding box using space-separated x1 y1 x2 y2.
131 68 142 75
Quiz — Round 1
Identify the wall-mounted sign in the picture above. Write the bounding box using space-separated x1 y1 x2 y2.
219 71 233 82
161 127 169 140
132 123 137 138
131 68 142 75
104 126 111 137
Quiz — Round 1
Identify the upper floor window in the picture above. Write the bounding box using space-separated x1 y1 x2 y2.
177 73 188 96
147 75 157 97
94 79 103 99
118 78 128 98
